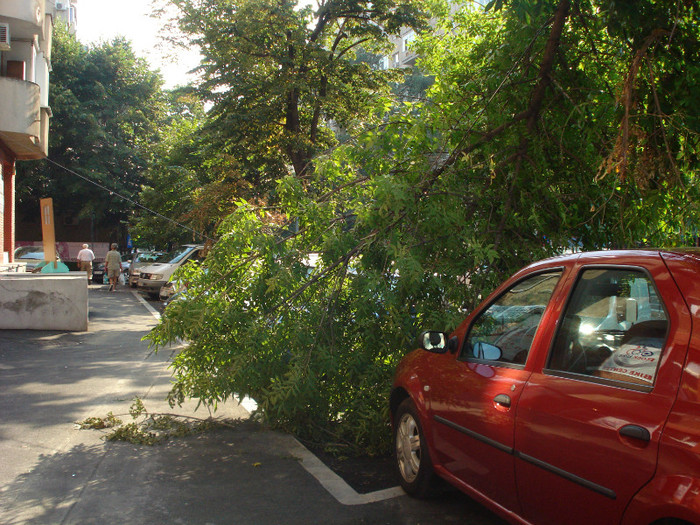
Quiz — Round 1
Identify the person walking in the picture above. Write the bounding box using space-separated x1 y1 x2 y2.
105 243 123 292
76 243 96 281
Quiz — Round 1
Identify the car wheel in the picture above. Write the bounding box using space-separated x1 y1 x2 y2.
394 398 438 497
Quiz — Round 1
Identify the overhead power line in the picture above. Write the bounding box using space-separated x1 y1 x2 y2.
43 157 217 243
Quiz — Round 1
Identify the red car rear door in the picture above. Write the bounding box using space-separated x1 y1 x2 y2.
514 254 691 524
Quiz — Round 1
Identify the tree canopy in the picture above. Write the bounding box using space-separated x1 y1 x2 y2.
16 24 165 236
127 87 220 248
147 0 699 453
162 0 430 179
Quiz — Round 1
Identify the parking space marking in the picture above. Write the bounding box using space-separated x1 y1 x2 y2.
289 437 404 505
132 290 161 320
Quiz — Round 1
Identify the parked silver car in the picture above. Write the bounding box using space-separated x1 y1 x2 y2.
137 245 205 299
128 251 164 287
14 245 62 272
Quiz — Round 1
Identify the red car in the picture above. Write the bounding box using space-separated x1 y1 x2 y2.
391 249 700 525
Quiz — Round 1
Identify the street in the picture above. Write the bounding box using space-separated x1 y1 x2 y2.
0 284 507 525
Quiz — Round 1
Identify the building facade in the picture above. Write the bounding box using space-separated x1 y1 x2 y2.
383 1 478 70
0 0 73 265
53 0 77 34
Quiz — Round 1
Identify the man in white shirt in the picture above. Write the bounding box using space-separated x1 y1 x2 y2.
77 243 95 281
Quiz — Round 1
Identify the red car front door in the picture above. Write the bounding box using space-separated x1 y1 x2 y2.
428 358 530 513
514 256 691 524
427 270 565 514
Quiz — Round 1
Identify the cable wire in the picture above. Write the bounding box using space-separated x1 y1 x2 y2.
43 157 217 243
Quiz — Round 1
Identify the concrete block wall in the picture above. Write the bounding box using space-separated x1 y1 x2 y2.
0 272 88 331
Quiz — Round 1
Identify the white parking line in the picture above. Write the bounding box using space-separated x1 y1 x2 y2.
288 438 404 505
237 396 402 505
132 290 161 320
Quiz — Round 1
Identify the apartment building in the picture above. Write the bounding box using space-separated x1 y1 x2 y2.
383 1 479 70
385 26 420 70
54 0 76 34
0 0 71 265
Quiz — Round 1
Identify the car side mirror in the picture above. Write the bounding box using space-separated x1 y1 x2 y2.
419 331 459 354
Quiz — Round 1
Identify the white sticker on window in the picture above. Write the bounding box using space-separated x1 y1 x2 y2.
598 337 662 384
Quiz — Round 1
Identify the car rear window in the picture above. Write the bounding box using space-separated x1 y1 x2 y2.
546 268 668 386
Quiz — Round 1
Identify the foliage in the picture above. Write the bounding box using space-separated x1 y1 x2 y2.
149 0 699 453
79 398 222 445
135 0 434 248
130 83 294 248
413 0 700 249
78 412 122 430
128 88 215 248
158 0 432 178
15 24 165 235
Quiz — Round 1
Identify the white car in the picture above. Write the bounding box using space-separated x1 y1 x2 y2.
136 244 204 299
159 279 182 301
128 250 164 287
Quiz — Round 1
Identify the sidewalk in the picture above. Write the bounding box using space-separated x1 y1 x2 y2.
0 284 504 524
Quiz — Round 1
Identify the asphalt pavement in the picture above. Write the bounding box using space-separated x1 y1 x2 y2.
0 282 506 525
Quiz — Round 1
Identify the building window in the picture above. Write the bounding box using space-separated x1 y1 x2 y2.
403 31 416 52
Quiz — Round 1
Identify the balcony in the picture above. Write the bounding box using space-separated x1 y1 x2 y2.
0 76 47 159
0 1 46 38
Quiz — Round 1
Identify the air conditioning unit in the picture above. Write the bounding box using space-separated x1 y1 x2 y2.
0 24 10 51
56 2 66 10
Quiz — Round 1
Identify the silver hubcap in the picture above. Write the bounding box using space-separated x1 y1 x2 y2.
396 412 421 483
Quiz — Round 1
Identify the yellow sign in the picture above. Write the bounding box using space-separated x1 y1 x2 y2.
39 197 57 268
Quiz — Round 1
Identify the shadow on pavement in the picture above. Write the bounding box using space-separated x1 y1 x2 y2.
0 287 507 525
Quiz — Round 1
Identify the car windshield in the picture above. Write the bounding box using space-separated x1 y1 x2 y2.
135 252 162 264
15 247 44 259
156 246 195 264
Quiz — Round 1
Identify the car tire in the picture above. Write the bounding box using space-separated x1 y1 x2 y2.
394 398 438 498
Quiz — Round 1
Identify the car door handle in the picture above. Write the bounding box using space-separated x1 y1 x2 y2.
619 425 650 442
494 394 511 408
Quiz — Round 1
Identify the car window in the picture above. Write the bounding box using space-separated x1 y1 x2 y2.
157 247 195 264
16 247 44 259
546 268 668 386
138 253 162 263
462 271 562 365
